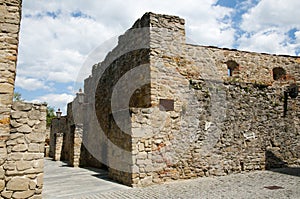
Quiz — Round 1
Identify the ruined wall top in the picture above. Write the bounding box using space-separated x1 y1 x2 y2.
131 12 185 30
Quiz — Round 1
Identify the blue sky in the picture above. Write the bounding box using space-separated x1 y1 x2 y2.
15 0 300 114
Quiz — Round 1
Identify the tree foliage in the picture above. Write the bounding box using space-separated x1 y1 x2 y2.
46 106 56 127
13 92 23 101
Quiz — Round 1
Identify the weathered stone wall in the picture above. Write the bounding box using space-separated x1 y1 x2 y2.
49 92 103 168
1 102 46 198
130 13 300 186
0 0 22 135
49 117 67 160
0 0 23 197
131 79 299 185
79 15 153 185
56 12 299 187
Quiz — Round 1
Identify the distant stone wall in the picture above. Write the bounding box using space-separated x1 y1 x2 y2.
49 117 67 161
1 102 46 198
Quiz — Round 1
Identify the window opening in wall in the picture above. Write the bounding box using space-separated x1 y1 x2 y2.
273 67 286 80
159 99 174 111
225 60 239 77
227 68 232 76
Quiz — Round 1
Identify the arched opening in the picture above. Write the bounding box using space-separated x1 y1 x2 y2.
226 60 239 77
273 67 286 80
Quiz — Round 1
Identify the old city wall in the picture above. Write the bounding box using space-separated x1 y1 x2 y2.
52 12 299 187
50 93 93 168
129 13 300 186
81 14 153 185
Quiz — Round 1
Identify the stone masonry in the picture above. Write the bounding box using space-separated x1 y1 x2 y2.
50 91 103 168
1 0 47 198
0 0 22 181
0 0 22 196
52 12 300 187
2 102 46 199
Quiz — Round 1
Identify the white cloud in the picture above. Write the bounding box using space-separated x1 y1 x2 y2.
31 93 74 114
15 76 50 91
241 0 300 32
17 0 236 93
295 31 300 43
239 29 295 55
238 0 300 55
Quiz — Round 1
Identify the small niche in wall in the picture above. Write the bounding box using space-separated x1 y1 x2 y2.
272 67 286 80
159 99 174 111
226 60 239 77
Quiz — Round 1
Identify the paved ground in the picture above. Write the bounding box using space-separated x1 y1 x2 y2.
43 158 300 199
43 158 130 199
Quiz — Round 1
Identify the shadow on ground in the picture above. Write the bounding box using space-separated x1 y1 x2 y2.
266 150 300 177
269 167 300 177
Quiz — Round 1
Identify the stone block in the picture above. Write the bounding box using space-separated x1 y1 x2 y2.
9 133 23 140
30 195 42 199
16 160 32 171
12 190 35 199
1 191 13 199
11 111 25 119
28 109 41 120
0 94 13 105
23 153 43 161
17 124 32 133
0 157 6 166
137 152 147 159
27 119 38 127
12 143 27 152
7 177 29 191
141 176 153 186
25 133 45 143
4 161 15 170
10 119 22 128
0 179 4 191
0 82 13 93
6 138 17 146
138 143 145 151
37 173 43 187
33 159 44 169
29 180 36 190
12 101 32 111
23 167 43 175
39 143 45 152
28 143 40 152
0 167 4 179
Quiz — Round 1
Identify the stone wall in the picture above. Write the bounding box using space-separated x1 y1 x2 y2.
130 79 299 185
0 0 23 197
55 12 299 187
130 13 299 186
50 117 66 161
49 92 103 168
0 0 22 135
2 101 46 198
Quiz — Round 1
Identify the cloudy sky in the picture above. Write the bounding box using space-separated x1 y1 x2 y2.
15 0 300 114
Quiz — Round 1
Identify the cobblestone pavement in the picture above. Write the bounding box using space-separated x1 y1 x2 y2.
43 159 300 199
